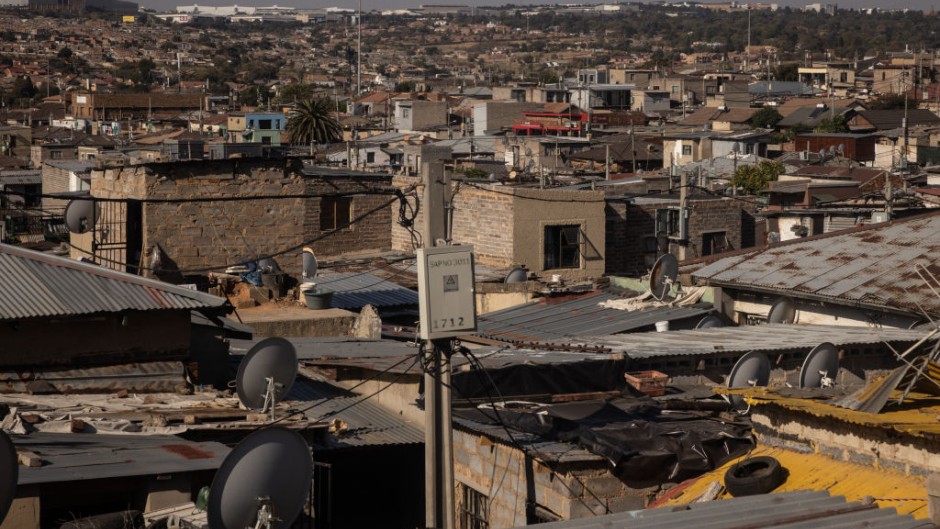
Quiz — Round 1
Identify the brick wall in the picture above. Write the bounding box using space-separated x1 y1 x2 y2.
453 428 653 529
606 197 759 277
87 159 393 278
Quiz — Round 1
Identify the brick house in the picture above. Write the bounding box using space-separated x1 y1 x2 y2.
391 175 606 282
71 158 395 279
605 194 759 277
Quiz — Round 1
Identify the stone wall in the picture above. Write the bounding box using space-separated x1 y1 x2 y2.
453 428 653 529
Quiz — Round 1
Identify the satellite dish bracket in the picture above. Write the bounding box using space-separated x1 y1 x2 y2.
252 498 278 529
260 376 284 420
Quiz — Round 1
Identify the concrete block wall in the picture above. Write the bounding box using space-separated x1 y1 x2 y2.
142 162 307 276
453 429 653 529
40 164 71 211
303 178 393 260
451 184 516 268
605 200 656 277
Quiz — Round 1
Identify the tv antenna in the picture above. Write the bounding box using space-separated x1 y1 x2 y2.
767 296 797 324
207 427 312 529
64 199 97 234
236 338 297 421
649 253 679 301
726 351 771 411
0 431 16 525
799 342 839 389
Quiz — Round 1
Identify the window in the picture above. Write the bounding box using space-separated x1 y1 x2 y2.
248 119 255 127
320 196 352 231
258 119 272 130
402 107 411 118
459 484 488 529
702 231 728 256
672 85 679 94
544 225 581 269
681 145 692 156
366 151 375 164
50 150 63 160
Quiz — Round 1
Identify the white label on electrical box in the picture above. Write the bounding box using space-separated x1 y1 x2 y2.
417 245 477 340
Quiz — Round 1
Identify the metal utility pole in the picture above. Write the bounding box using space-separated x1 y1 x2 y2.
422 162 455 529
605 144 610 181
357 0 362 97
679 168 688 261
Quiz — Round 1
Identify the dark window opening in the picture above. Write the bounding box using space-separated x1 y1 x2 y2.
702 231 728 256
258 119 273 129
459 484 488 529
544 225 580 269
366 151 375 164
320 196 352 231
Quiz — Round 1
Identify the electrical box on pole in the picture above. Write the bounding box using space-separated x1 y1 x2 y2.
418 245 477 340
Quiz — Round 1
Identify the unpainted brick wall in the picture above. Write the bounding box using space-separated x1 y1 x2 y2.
453 429 652 529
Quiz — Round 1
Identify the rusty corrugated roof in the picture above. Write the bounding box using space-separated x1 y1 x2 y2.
692 212 940 317
0 243 225 321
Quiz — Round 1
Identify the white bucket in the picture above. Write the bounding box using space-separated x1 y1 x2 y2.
550 274 563 284
655 321 669 332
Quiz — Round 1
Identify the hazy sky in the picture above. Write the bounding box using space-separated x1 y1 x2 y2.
140 0 938 16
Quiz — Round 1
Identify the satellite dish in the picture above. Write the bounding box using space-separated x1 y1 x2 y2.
64 199 97 234
828 145 836 156
799 342 839 389
0 431 17 525
767 297 797 324
727 351 771 410
525 147 533 156
236 337 297 419
504 267 527 284
649 253 679 301
837 143 845 155
301 247 318 282
207 427 312 529
818 148 826 160
695 314 723 329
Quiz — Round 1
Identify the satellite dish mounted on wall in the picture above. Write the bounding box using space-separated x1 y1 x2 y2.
207 427 312 529
649 253 679 301
504 267 527 284
0 431 17 525
236 337 297 421
695 314 723 329
799 342 839 389
726 351 771 411
301 247 318 281
64 199 97 234
767 297 797 324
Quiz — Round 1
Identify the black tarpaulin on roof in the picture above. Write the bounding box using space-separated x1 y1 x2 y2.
450 357 629 400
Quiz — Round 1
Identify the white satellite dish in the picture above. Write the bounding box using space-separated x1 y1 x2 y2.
301 247 318 290
207 427 312 529
64 199 97 234
799 342 839 389
649 254 679 301
726 351 771 410
236 337 298 420
767 297 797 324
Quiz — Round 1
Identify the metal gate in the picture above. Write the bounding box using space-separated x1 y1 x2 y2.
93 199 142 273
309 461 332 529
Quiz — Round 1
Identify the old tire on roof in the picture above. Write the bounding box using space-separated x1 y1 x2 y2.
724 456 785 497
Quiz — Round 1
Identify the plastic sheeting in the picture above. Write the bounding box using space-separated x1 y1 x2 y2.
454 397 753 484
451 357 629 400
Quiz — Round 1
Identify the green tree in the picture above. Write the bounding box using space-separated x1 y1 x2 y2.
731 160 784 195
815 115 849 133
285 98 342 150
750 107 783 129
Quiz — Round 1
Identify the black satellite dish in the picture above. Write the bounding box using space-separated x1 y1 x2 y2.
236 337 297 420
64 199 97 234
767 297 797 324
696 314 723 329
301 247 318 283
727 351 771 410
0 431 17 525
504 267 527 284
649 254 679 301
799 342 839 389
207 427 312 529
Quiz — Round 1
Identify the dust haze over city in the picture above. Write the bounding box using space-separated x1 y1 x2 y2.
4 0 940 521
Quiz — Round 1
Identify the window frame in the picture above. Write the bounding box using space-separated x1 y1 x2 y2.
459 484 489 529
543 224 582 270
320 196 353 231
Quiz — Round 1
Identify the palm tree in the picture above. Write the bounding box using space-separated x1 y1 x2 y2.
285 98 342 154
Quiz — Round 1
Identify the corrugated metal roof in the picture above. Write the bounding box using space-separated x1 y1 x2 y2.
555 324 926 359
230 336 420 360
657 446 930 519
312 272 418 310
0 243 225 321
13 432 229 485
453 416 601 465
0 361 186 394
529 490 932 529
692 212 940 317
476 292 711 343
286 376 423 449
